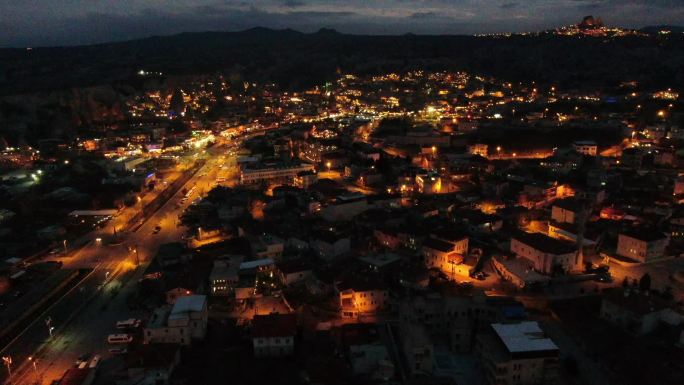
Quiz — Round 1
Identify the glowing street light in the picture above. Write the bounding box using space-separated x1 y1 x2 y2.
45 316 53 337
2 356 11 378
28 356 37 373
326 161 332 171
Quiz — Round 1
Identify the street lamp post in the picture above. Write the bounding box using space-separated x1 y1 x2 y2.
45 317 53 337
28 356 37 373
2 356 12 379
133 244 140 266
63 239 68 254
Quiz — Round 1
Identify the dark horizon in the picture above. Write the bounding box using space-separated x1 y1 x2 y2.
2 0 684 48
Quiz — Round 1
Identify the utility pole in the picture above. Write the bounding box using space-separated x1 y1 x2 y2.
28 356 37 375
134 244 140 266
45 316 53 337
2 356 12 379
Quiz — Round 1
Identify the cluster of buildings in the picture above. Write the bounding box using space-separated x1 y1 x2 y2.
4 66 684 385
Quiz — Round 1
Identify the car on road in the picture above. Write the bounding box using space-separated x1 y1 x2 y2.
108 347 128 355
116 318 141 329
107 334 134 344
152 225 162 234
75 353 91 366
89 355 101 368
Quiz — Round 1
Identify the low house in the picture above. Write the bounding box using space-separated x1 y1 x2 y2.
573 140 598 156
144 295 208 346
600 289 680 335
337 276 390 318
491 256 551 288
209 256 243 296
510 230 580 274
252 313 297 358
310 230 351 260
551 198 582 224
477 322 559 385
276 259 313 286
422 237 466 277
616 228 669 263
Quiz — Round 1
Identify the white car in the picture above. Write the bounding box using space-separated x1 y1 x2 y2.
88 355 101 369
108 347 128 355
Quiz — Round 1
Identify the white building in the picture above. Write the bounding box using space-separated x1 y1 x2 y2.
209 256 243 296
616 229 669 263
477 322 559 385
510 231 580 274
572 140 597 156
144 295 208 345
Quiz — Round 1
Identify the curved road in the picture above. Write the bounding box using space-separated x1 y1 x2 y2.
2 144 235 385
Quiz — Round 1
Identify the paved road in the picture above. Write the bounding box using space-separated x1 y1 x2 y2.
3 145 236 385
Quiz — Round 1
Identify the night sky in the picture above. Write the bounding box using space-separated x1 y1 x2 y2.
2 0 683 47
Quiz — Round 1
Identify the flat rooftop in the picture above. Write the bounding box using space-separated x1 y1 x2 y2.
491 321 558 356
170 295 206 319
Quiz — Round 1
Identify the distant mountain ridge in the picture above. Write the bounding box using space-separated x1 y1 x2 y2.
1 27 683 95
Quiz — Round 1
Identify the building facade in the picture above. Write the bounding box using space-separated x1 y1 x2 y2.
477 322 559 385
510 231 579 274
616 230 669 263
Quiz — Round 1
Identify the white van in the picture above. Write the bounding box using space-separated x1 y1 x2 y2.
116 319 141 329
107 334 133 344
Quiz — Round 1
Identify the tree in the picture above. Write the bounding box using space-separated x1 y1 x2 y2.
639 273 652 292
